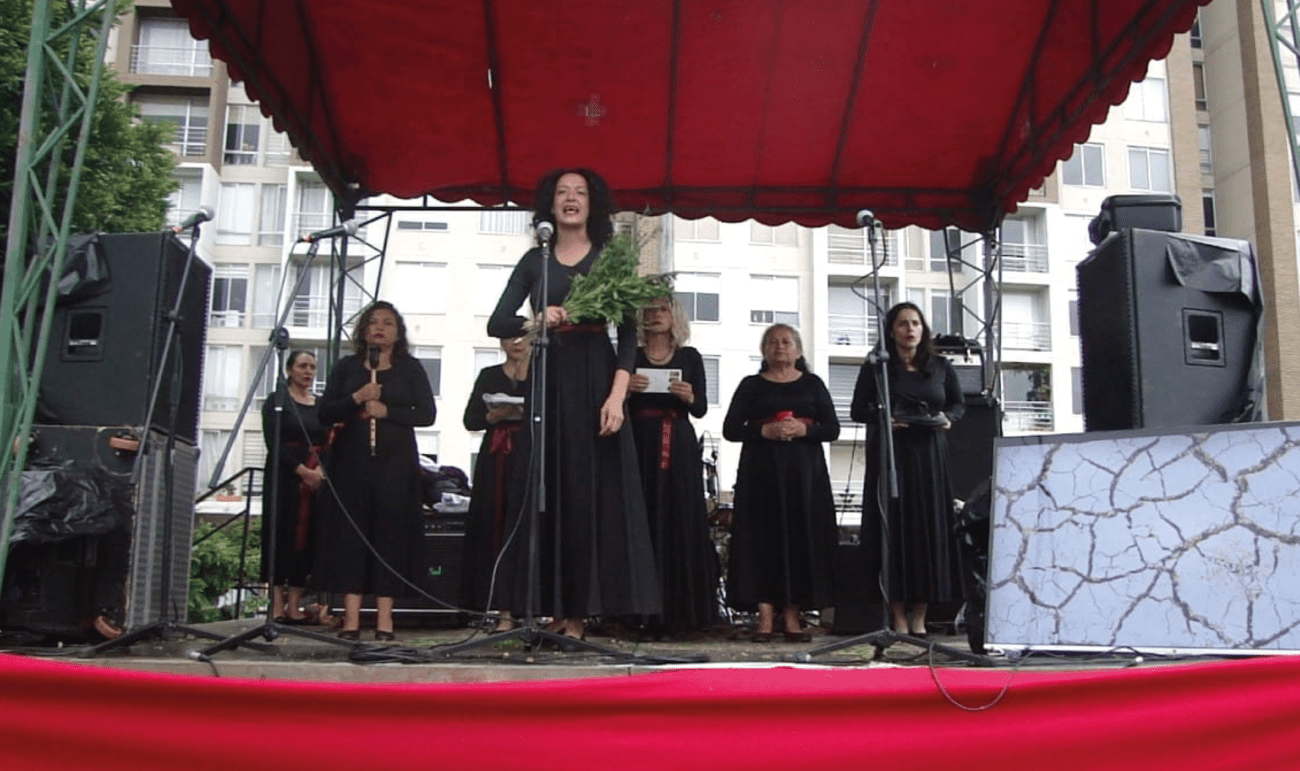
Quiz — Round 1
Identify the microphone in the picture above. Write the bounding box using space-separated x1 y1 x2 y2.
534 217 555 245
172 205 215 233
300 218 360 243
856 209 877 228
368 345 380 456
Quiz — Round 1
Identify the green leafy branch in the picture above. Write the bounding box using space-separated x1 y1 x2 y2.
563 231 673 326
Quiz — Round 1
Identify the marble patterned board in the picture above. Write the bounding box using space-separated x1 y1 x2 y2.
987 422 1300 654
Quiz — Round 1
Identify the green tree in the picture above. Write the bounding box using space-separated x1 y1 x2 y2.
189 522 262 623
1 0 177 249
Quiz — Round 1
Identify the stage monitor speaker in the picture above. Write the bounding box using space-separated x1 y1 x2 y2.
1 426 198 636
947 395 1000 502
38 232 211 443
335 516 466 622
1076 229 1258 431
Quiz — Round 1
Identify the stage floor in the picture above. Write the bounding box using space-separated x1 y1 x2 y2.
0 615 1184 683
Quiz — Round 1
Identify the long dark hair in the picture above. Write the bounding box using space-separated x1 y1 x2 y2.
351 300 410 358
284 349 316 373
531 168 616 249
883 301 936 374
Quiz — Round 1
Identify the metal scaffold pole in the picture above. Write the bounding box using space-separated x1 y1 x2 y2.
0 1 115 580
1262 0 1300 193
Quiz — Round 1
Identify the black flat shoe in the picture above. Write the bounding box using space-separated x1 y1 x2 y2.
374 630 396 642
783 630 812 643
751 632 774 643
337 629 360 641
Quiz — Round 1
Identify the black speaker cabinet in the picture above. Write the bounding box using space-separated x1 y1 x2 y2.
1 426 198 636
947 395 1000 502
1077 229 1258 431
334 516 466 622
38 232 211 442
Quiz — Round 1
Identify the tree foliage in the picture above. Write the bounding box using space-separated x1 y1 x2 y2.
1 0 176 251
189 522 262 624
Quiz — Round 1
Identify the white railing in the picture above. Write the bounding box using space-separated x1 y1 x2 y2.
167 124 206 157
827 313 879 347
208 311 245 329
1001 243 1049 273
827 232 899 267
204 395 241 412
1002 320 1052 351
130 45 213 77
289 293 364 330
1003 401 1054 432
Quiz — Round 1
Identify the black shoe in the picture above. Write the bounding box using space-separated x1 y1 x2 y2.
375 629 396 642
337 629 360 641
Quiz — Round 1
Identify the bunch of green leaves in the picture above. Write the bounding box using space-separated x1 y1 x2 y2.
563 232 673 325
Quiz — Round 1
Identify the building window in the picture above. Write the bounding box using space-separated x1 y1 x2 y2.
1000 216 1048 272
165 170 204 230
251 264 282 328
676 216 720 242
137 95 208 157
397 220 449 232
702 355 720 406
294 180 333 239
198 430 231 492
203 345 244 411
826 363 858 423
474 347 504 374
479 209 531 235
1203 190 1217 237
216 183 255 246
1068 298 1079 337
1071 367 1084 415
1002 291 1051 352
210 265 249 329
1193 62 1208 111
675 272 720 322
264 132 293 167
474 264 513 315
390 261 448 315
828 284 872 347
1198 125 1213 177
133 17 212 77
412 346 442 397
748 275 799 325
1190 15 1202 48
1128 146 1172 192
1062 142 1105 187
906 288 957 337
1123 77 1168 122
223 105 261 166
259 184 287 247
928 228 963 272
290 262 363 329
414 430 440 460
750 221 798 246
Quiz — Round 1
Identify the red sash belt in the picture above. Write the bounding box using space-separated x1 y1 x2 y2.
553 322 606 334
634 407 685 469
489 422 523 550
295 448 323 551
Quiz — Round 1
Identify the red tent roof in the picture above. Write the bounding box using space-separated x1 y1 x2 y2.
170 0 1208 232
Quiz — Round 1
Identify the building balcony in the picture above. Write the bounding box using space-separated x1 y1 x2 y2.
130 45 214 77
827 232 899 268
1003 320 1051 351
1001 243 1049 273
1003 400 1054 433
827 313 879 348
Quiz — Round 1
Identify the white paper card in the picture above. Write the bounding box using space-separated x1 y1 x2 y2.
640 368 682 394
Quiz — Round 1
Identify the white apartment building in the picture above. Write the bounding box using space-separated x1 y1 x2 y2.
112 4 1297 521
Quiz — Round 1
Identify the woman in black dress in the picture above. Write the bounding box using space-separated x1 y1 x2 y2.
723 324 839 642
487 167 660 641
460 334 530 633
261 350 325 624
317 301 436 641
850 301 964 636
627 295 718 636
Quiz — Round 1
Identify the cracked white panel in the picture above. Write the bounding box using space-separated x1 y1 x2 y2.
988 424 1300 652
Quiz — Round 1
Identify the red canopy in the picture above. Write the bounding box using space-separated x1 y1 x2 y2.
171 0 1208 232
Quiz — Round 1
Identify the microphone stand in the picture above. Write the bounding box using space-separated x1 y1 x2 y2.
193 239 358 659
438 225 695 663
791 216 988 666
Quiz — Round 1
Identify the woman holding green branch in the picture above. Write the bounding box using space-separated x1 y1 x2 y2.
487 168 662 642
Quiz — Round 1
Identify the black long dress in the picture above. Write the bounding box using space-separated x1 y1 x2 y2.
722 372 840 611
316 354 435 597
487 246 661 619
260 394 327 587
459 363 529 612
628 346 718 632
850 355 965 605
